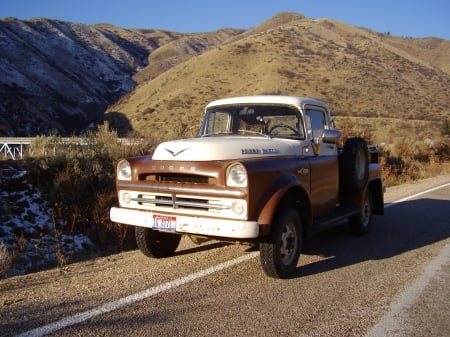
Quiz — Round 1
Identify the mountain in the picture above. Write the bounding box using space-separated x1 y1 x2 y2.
1 13 449 138
106 13 450 138
0 18 242 136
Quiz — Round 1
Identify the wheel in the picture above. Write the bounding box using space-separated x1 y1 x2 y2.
269 124 298 136
349 190 373 235
135 227 181 258
340 137 369 191
260 207 302 278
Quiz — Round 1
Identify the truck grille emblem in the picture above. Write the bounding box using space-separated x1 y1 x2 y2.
165 147 189 157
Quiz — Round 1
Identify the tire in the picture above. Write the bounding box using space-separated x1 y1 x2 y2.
260 208 302 278
135 227 181 258
349 190 373 235
340 137 369 192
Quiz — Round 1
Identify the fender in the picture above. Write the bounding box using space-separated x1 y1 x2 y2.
255 173 310 236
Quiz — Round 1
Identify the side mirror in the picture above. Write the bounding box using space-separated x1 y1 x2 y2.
322 130 341 144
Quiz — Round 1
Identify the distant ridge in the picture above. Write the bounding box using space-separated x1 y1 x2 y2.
106 13 450 138
0 13 449 138
0 18 241 136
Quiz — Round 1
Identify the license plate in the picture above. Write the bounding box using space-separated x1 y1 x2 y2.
153 214 177 231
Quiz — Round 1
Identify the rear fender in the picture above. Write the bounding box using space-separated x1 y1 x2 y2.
369 178 384 215
340 178 384 215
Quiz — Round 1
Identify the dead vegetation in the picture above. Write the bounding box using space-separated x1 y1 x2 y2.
0 242 14 277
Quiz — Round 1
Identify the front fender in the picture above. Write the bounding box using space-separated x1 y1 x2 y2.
255 173 309 236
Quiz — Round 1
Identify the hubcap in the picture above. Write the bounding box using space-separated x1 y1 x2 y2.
361 198 371 227
280 223 297 264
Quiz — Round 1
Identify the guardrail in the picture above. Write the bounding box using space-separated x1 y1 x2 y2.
0 137 145 160
0 138 31 160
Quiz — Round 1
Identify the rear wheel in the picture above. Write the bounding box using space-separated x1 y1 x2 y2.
260 208 302 278
349 190 373 235
135 227 181 258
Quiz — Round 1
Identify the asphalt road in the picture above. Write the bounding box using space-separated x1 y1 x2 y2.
1 175 449 337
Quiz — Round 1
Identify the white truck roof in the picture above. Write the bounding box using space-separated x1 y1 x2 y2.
206 95 329 110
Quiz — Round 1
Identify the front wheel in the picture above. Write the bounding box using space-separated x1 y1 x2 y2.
135 227 181 258
260 208 302 278
349 190 373 235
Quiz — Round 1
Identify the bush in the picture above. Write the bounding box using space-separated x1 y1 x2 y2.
24 123 153 254
379 136 450 186
0 242 14 277
335 117 450 187
441 118 450 136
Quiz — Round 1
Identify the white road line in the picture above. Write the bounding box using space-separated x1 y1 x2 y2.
16 251 260 337
385 182 450 208
365 181 450 337
364 243 450 337
16 181 450 337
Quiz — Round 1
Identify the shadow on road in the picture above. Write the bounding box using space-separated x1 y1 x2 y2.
173 242 229 257
295 198 450 278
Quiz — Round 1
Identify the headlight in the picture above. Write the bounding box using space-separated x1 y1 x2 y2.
226 163 247 187
117 159 131 180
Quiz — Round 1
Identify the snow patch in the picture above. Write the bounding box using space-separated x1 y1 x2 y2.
0 164 94 278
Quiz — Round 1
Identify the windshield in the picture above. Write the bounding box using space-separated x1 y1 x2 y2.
198 105 305 139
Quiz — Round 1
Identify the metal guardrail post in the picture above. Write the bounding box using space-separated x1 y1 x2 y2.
0 139 27 160
0 137 146 160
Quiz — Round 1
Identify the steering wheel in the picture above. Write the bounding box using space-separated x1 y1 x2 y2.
269 124 298 135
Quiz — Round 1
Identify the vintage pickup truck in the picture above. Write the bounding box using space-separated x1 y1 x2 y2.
110 95 384 278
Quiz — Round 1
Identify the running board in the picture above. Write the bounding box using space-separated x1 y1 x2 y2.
311 207 360 234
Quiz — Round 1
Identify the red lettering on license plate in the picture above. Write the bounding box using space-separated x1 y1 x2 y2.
153 214 176 231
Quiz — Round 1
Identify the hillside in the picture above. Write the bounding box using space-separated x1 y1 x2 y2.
0 18 242 136
106 13 450 139
1 13 449 139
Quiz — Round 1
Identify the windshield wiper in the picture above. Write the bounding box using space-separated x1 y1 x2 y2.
201 132 234 137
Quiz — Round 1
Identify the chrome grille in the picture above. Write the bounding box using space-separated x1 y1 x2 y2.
140 173 211 184
132 194 229 210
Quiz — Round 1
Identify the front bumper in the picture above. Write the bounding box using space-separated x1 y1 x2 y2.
110 207 259 239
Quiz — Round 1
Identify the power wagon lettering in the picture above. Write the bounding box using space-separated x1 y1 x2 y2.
241 148 280 155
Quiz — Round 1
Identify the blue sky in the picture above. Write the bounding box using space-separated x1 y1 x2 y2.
1 0 449 39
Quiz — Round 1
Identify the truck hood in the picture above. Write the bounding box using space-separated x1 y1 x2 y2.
152 136 302 161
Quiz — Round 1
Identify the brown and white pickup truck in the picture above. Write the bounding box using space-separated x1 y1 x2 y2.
110 95 384 278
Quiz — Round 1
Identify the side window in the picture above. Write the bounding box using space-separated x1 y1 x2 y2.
305 109 327 141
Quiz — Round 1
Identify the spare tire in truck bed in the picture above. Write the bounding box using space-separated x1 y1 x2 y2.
340 137 369 191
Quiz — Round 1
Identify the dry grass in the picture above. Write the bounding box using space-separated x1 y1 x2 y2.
106 13 450 141
335 116 450 186
0 242 14 277
23 124 154 254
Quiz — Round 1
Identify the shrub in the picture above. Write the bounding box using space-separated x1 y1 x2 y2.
335 117 450 186
24 123 153 254
379 136 450 186
0 242 14 277
441 117 450 136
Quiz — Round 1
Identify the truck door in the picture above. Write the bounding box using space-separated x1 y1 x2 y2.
304 108 339 218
